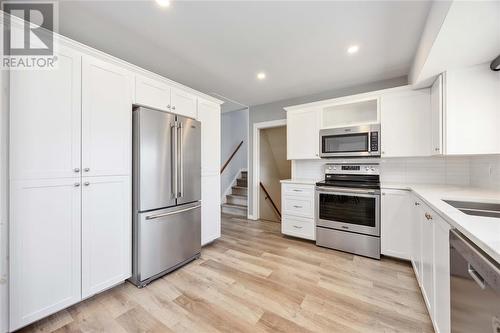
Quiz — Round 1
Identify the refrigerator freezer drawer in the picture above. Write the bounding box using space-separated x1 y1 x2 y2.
137 203 201 284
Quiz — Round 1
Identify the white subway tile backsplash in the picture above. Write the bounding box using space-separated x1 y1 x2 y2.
293 155 499 190
469 155 500 190
294 156 470 186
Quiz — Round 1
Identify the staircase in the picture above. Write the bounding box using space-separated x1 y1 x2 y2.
221 170 248 217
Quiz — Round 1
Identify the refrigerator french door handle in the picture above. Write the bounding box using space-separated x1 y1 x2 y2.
145 204 202 220
178 122 184 198
171 122 178 199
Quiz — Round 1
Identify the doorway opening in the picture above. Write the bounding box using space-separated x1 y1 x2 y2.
252 119 290 222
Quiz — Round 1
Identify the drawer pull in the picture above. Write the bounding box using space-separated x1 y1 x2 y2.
293 225 303 229
293 189 302 192
425 212 432 220
293 205 303 209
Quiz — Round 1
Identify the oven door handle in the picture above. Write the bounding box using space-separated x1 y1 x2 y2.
315 186 380 195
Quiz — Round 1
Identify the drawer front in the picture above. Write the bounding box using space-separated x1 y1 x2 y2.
283 196 314 218
282 183 314 198
282 215 315 240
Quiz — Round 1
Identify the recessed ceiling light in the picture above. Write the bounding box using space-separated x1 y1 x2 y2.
347 45 359 54
156 0 171 8
257 72 266 80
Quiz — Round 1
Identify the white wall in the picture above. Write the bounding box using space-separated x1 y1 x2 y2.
221 108 248 198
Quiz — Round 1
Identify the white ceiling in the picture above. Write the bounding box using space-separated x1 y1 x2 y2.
58 1 431 107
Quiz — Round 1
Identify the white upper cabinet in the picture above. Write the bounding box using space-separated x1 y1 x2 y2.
430 75 444 155
198 99 221 175
444 63 500 155
82 56 134 177
10 45 82 180
135 74 171 111
287 108 321 160
81 176 131 299
322 97 379 128
171 87 197 118
380 89 432 157
10 179 82 331
381 189 411 260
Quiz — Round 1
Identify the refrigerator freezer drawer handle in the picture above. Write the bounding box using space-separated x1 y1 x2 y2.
145 205 202 220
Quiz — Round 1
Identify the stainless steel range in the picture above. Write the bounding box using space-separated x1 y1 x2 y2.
315 163 381 259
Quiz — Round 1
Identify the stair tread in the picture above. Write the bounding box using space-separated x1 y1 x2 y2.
222 203 248 209
227 194 247 198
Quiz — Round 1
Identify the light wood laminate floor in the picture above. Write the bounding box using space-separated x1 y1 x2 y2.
19 215 434 333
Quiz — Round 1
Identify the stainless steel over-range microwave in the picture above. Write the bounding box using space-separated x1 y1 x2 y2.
319 124 381 158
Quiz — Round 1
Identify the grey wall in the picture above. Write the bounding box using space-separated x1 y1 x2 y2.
221 108 249 198
248 76 408 216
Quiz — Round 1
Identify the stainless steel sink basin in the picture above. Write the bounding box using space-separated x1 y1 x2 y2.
443 200 500 218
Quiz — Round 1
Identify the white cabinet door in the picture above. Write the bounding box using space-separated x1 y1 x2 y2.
10 179 81 331
434 215 450 333
10 45 82 180
201 174 221 245
380 89 432 157
135 74 171 111
445 64 500 155
430 75 444 155
421 203 435 320
171 87 197 119
82 56 133 177
287 108 321 160
411 198 423 284
381 189 411 260
198 99 221 175
81 176 131 299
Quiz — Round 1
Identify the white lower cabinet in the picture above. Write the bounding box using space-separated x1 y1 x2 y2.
10 179 82 331
433 212 451 333
380 189 411 259
281 183 315 240
408 195 451 333
81 176 131 299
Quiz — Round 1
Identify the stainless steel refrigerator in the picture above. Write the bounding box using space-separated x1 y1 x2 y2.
130 106 201 288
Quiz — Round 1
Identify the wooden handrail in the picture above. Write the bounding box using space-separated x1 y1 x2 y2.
220 141 244 174
259 182 281 219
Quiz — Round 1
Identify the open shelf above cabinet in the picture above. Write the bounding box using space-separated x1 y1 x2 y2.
322 98 379 129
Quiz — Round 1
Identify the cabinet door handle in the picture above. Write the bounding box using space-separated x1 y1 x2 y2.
74 183 80 187
293 225 303 229
172 106 176 110
415 202 420 206
84 182 90 186
293 205 302 208
425 212 432 220
167 104 171 109
84 168 90 172
435 148 440 152
293 189 302 192
73 168 80 173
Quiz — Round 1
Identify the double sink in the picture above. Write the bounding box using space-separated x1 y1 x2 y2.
444 200 500 219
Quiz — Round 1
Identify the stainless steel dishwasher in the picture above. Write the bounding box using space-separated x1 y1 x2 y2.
450 230 500 333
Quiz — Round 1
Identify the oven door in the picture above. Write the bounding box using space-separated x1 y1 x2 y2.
316 186 380 236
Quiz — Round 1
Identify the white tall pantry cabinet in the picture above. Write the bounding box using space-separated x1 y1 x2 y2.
7 32 222 330
198 99 221 245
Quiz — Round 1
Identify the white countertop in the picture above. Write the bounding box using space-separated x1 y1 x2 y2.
280 179 318 185
382 183 500 264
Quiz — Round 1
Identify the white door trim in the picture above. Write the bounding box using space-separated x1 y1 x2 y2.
251 119 286 220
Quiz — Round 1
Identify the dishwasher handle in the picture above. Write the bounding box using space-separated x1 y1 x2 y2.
468 264 486 290
450 229 500 293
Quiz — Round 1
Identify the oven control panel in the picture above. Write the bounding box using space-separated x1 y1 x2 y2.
325 163 379 175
